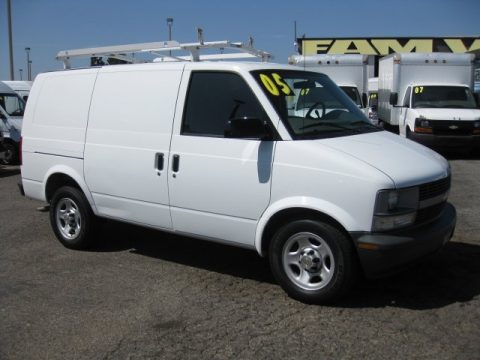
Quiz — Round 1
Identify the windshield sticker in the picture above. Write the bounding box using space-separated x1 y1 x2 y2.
300 88 310 96
259 73 293 96
414 86 424 94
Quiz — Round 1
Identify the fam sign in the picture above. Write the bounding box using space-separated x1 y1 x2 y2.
299 37 480 56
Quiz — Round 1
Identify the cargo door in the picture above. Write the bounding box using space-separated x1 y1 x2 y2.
85 65 184 229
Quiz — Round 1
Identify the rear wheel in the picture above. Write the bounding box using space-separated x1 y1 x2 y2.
49 186 97 249
269 219 357 304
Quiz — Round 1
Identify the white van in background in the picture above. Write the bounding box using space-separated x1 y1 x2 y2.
378 53 480 150
20 42 455 303
0 81 25 164
2 81 33 102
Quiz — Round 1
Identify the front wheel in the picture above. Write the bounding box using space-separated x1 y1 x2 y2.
0 141 18 165
49 186 97 249
269 219 357 304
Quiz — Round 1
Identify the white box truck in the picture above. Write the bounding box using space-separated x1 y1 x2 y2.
289 54 374 112
378 53 480 149
19 40 456 304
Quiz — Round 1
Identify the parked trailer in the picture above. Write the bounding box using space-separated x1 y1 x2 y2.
378 52 480 149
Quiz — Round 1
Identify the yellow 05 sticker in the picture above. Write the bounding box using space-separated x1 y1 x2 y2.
259 73 293 96
414 86 424 94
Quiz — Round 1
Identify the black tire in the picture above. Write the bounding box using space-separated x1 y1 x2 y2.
0 141 18 165
269 219 357 304
49 186 97 250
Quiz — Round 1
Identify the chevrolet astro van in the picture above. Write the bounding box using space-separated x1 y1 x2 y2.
20 61 456 303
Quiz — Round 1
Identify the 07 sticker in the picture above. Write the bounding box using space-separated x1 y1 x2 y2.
414 86 424 94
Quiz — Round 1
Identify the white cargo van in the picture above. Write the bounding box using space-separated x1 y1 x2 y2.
378 53 480 149
0 81 25 164
289 54 374 112
20 42 456 303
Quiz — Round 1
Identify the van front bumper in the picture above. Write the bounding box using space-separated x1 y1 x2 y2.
350 203 456 279
408 132 480 149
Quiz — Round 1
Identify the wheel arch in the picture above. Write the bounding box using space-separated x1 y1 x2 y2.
255 198 356 257
43 166 97 213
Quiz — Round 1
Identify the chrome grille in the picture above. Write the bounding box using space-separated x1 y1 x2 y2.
431 120 475 136
419 176 451 201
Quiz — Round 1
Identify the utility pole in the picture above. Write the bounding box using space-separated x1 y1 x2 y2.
25 47 32 81
7 0 15 80
294 20 298 53
166 17 173 56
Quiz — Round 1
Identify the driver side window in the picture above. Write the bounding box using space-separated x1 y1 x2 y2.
182 71 266 137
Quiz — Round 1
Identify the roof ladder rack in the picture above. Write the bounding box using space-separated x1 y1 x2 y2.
56 29 273 69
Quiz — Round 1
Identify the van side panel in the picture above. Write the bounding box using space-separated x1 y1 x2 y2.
23 69 98 158
84 65 184 229
21 69 98 202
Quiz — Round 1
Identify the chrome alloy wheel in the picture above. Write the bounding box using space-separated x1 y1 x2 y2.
282 232 335 291
55 198 82 240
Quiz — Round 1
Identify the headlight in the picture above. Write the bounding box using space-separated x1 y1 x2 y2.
414 118 433 134
372 187 419 231
473 121 480 134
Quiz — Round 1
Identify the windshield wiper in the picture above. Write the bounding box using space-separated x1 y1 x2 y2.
300 121 363 133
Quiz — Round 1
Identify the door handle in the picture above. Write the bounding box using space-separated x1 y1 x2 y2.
172 154 180 172
155 153 164 173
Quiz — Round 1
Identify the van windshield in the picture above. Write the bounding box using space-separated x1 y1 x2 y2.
251 70 379 140
340 86 362 107
412 86 478 109
0 93 25 117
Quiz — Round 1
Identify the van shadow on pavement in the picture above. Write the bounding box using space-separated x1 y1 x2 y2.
94 220 480 310
0 165 20 178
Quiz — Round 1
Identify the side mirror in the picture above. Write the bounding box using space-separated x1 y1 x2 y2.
389 92 398 106
362 93 368 108
474 93 480 108
225 117 274 140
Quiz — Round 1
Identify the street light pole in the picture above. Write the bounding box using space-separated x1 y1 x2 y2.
19 69 23 80
25 47 32 81
7 0 15 80
166 17 173 56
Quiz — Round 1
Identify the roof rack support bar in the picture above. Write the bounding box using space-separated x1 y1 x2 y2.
56 37 273 68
